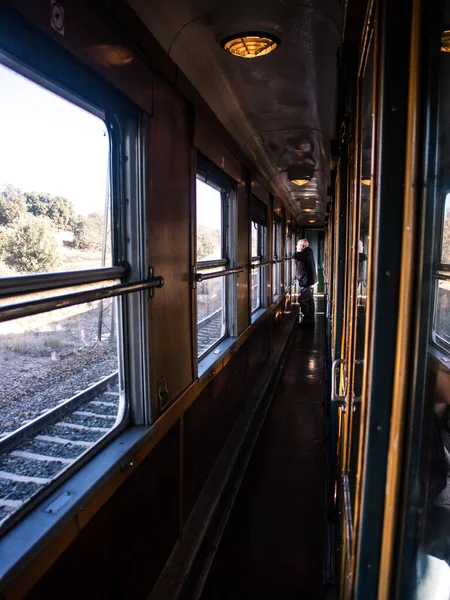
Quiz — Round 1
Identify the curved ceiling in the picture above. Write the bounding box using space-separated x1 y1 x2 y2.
128 0 343 226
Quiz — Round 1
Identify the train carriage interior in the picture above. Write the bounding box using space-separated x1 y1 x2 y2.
0 0 450 598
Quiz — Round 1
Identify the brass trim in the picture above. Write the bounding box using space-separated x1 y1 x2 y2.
377 0 421 596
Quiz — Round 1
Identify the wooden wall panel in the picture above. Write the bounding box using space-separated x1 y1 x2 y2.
195 110 247 184
148 74 193 411
183 351 247 521
251 178 271 206
26 423 180 600
5 0 154 114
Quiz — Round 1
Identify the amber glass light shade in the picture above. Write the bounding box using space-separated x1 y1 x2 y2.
291 177 311 186
361 178 371 186
223 34 278 58
308 219 316 223
441 30 450 52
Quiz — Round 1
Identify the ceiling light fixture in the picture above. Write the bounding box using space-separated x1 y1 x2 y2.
287 164 314 186
361 178 371 186
441 30 450 52
222 33 279 58
308 219 316 223
303 208 313 213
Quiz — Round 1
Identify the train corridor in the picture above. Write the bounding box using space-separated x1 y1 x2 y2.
201 305 328 599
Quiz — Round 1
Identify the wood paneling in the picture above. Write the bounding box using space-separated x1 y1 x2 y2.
195 111 247 184
148 73 193 413
183 351 247 522
4 0 154 114
251 178 271 206
26 423 180 600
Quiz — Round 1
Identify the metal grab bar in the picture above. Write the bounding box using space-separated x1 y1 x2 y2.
272 258 284 264
196 258 229 270
0 266 127 298
251 261 272 269
331 358 347 407
195 266 244 283
0 273 164 323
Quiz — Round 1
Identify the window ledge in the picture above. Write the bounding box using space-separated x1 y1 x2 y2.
198 337 236 379
429 344 450 374
0 425 151 590
251 307 266 324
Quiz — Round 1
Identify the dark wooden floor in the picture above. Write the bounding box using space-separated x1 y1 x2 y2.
201 308 328 599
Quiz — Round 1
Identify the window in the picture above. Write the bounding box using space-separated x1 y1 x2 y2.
432 194 450 352
251 221 266 313
195 161 236 359
284 226 291 290
272 219 282 297
0 57 147 532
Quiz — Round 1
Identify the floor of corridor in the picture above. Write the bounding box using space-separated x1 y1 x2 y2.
201 309 328 599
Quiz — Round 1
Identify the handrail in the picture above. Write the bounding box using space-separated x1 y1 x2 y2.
0 274 164 323
251 261 271 269
196 258 229 270
0 266 127 298
272 258 284 264
195 266 244 282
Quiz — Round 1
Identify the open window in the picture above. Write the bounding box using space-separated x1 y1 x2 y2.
195 156 237 359
432 193 450 353
250 195 268 316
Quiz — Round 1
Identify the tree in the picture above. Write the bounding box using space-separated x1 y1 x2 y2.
6 215 61 273
0 184 27 226
25 191 75 230
197 225 221 260
73 213 104 251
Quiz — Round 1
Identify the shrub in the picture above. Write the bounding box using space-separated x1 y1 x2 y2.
6 215 61 274
73 214 104 251
0 184 27 227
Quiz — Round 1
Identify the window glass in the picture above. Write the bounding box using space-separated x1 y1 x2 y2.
197 275 226 356
196 175 229 357
441 193 450 264
434 281 450 351
0 64 111 277
196 179 222 261
251 222 258 258
0 298 123 528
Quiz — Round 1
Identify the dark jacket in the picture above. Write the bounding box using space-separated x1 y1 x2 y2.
294 247 317 288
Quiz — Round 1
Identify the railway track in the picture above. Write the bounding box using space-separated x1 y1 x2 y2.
0 372 120 528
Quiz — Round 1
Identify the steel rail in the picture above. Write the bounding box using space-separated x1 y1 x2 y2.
0 275 164 323
0 372 119 455
0 266 127 298
195 266 244 282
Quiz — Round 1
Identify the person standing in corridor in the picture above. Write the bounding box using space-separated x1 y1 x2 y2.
294 239 317 326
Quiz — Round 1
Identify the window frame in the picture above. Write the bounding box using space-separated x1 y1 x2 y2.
0 43 151 535
195 155 237 361
272 218 282 298
251 221 267 313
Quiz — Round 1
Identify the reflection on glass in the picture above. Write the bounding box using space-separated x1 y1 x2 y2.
0 63 111 278
347 40 373 512
251 222 258 258
413 6 450 595
0 298 121 438
196 277 226 357
442 193 450 264
196 179 222 261
434 281 450 352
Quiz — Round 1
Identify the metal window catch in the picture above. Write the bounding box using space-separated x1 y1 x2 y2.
331 358 347 409
147 267 164 299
